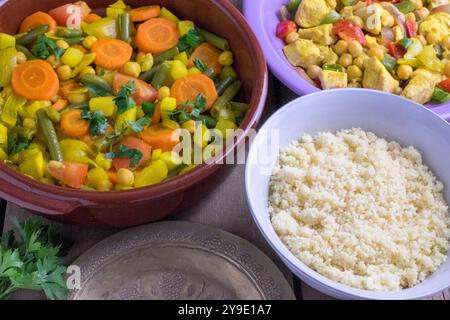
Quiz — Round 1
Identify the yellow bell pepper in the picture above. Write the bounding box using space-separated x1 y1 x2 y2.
170 60 188 80
174 52 189 65
0 33 15 49
71 53 96 78
0 148 7 161
404 38 423 59
160 151 183 171
115 107 137 132
95 153 112 170
0 47 16 87
215 119 237 141
134 160 168 187
151 149 163 161
19 150 45 180
89 96 116 117
25 100 51 118
160 7 180 22
59 139 96 166
106 0 127 18
417 45 442 73
0 123 7 147
1 93 27 126
61 47 84 68
87 167 110 190
397 58 421 68
83 18 117 39
178 21 195 36
179 165 197 175
160 97 177 121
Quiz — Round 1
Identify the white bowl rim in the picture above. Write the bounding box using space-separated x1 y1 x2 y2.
245 88 450 300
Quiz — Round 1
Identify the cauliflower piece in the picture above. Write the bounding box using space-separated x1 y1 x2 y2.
298 24 337 46
362 57 399 93
319 70 348 89
419 13 450 43
295 0 337 28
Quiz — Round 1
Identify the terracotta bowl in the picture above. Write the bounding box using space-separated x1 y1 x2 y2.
0 0 268 227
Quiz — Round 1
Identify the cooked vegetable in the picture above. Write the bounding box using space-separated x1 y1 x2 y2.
197 28 229 51
0 47 17 87
136 18 180 54
19 12 57 34
36 109 63 161
81 73 113 96
188 43 222 75
171 73 218 109
91 38 133 70
16 25 48 46
153 46 179 65
129 5 161 22
107 136 151 170
60 109 89 138
118 13 130 42
178 28 204 52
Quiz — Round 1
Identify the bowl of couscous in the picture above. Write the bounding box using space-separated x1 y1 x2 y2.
245 89 450 300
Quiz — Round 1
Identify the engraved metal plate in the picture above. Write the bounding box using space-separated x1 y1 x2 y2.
70 221 295 300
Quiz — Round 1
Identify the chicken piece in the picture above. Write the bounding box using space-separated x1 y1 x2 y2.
319 70 348 89
392 25 404 42
283 39 323 68
362 57 399 93
402 69 444 104
318 45 339 64
419 13 450 43
297 24 337 46
354 3 383 35
295 0 337 28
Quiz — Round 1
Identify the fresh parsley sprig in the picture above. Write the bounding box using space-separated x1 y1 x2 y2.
170 94 207 124
114 81 136 114
81 110 109 137
31 35 65 60
105 144 143 168
178 29 204 52
193 58 207 72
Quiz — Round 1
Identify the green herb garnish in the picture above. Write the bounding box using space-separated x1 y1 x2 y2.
171 94 206 123
31 35 65 60
178 29 204 52
194 58 207 72
128 117 150 133
114 80 136 114
105 144 143 168
7 128 32 156
81 110 109 137
142 102 157 117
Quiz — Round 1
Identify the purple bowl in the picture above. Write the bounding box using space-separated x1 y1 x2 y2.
243 0 450 121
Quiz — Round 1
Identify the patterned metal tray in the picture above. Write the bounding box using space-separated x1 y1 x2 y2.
69 221 295 300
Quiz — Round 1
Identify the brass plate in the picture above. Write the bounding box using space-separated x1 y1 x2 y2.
70 221 295 300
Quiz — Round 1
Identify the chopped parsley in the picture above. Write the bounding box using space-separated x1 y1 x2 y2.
105 144 143 168
193 58 207 72
7 128 31 156
114 80 136 114
141 101 157 117
178 29 204 52
31 35 65 60
80 110 109 137
127 117 150 133
170 94 206 123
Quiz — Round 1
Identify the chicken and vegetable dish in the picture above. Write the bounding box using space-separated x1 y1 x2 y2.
277 0 450 104
0 0 247 191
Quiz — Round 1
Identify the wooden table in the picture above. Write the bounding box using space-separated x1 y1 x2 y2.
1 0 449 301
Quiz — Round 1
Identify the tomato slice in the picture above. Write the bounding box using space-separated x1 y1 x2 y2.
112 73 158 105
112 136 152 171
388 42 406 59
438 79 450 93
333 20 367 45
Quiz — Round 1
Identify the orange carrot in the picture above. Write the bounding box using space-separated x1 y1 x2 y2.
52 99 68 111
48 161 88 189
129 5 161 22
112 73 157 105
140 124 180 152
60 109 89 138
171 73 218 110
112 136 152 170
151 104 161 124
107 170 118 185
188 43 223 75
59 82 79 99
84 13 102 23
135 18 180 54
91 39 133 70
11 60 59 100
19 11 57 34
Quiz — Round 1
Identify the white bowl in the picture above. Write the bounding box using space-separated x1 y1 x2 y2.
245 89 450 300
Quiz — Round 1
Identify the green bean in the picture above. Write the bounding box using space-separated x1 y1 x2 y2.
62 37 85 45
211 81 242 118
36 109 63 162
197 27 229 51
15 45 37 60
195 114 217 128
68 103 89 110
151 61 171 89
45 107 61 123
216 77 234 95
80 74 113 95
153 47 179 65
139 64 162 83
16 25 49 45
56 28 84 38
118 13 130 42
230 101 250 113
167 165 187 179
203 67 216 79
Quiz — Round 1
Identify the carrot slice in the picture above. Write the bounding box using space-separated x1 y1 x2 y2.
112 136 152 170
151 104 161 124
130 5 161 22
112 73 158 105
135 18 180 54
60 109 89 138
188 43 223 75
52 99 68 111
84 13 102 23
19 11 57 34
11 60 59 100
140 124 180 152
59 82 79 99
170 73 218 110
91 39 133 70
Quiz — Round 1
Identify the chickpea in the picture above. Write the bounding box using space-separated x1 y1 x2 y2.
121 61 141 78
23 117 36 129
444 61 450 78
394 87 403 95
56 39 69 50
285 31 299 44
68 92 88 105
415 7 429 21
117 168 135 187
82 35 98 49
338 53 353 67
381 14 395 28
56 65 72 81
333 40 348 55
347 65 363 81
306 65 321 80
411 0 423 9
353 55 365 70
442 36 450 51
158 86 171 100
426 32 440 45
96 180 114 191
79 66 96 77
47 55 61 68
348 40 363 58
218 51 234 66
182 119 196 134
368 46 384 60
397 65 413 80
15 51 27 64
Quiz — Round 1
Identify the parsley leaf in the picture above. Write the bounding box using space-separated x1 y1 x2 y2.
178 29 204 52
7 128 31 156
31 35 65 60
105 144 143 168
114 80 136 114
171 94 207 124
194 58 207 72
81 110 109 137
128 117 150 133
142 102 157 117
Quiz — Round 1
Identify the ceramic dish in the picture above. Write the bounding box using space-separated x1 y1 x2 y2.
243 0 450 121
69 221 296 300
245 89 450 299
0 0 268 227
